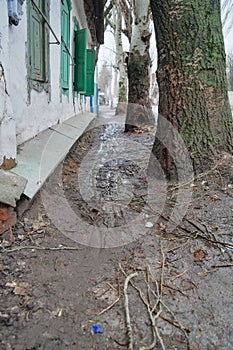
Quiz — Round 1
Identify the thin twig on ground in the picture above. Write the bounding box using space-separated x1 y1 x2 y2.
211 264 233 268
168 158 225 193
184 218 209 236
194 233 233 248
119 235 191 350
146 264 152 309
0 245 82 252
160 237 165 298
97 268 122 316
183 218 233 249
120 263 166 350
171 269 188 283
149 276 191 349
163 283 188 297
159 314 191 333
97 295 121 316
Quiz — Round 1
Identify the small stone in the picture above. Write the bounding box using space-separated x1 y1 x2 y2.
145 222 153 228
11 306 20 314
5 343 12 350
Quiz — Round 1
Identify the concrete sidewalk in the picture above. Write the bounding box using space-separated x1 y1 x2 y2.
11 112 95 199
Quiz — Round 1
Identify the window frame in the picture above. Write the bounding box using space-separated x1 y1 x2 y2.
74 28 87 94
27 0 50 96
85 49 96 96
60 0 72 95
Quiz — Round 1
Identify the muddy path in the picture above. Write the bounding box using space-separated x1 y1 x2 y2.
0 107 233 350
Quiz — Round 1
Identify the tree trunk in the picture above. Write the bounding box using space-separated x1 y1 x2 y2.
150 0 233 176
125 0 155 131
115 1 128 115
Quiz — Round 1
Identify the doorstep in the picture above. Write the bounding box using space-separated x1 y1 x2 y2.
11 111 95 199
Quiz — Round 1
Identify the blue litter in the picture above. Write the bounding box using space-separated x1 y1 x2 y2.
91 323 103 333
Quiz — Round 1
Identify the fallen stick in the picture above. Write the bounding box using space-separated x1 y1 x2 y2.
160 238 165 298
195 234 233 248
211 264 233 268
159 314 191 333
120 264 165 350
183 219 233 248
150 280 191 349
0 245 82 252
123 271 138 350
171 269 188 282
168 159 224 192
163 283 188 297
97 295 121 316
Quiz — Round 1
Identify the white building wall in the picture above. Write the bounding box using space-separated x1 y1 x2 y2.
0 0 95 167
0 3 17 168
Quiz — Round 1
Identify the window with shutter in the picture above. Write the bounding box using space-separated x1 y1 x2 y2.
85 49 95 96
74 28 87 93
61 0 71 93
27 0 50 93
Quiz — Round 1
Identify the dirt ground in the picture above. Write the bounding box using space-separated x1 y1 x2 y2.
0 107 233 350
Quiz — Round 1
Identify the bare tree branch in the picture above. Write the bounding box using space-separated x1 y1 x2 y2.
104 1 115 18
119 0 132 40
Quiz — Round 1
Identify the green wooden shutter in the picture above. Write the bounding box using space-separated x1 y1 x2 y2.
85 49 95 96
61 0 70 91
74 28 87 93
29 0 45 81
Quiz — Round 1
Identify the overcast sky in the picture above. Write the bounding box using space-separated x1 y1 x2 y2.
224 30 233 53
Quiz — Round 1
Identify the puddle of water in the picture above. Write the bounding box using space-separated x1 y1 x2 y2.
78 122 151 228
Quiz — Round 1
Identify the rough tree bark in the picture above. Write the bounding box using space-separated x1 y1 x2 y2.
150 0 233 176
115 0 128 115
125 0 155 132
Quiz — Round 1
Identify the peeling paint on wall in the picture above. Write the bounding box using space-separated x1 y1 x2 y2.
0 78 17 168
0 156 16 170
1 0 97 158
0 4 17 167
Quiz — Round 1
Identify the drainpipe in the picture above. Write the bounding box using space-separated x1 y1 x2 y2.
90 95 94 113
94 64 99 117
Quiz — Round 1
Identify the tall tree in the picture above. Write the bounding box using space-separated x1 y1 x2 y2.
104 0 128 113
98 63 112 98
125 0 155 131
113 0 128 114
150 0 233 177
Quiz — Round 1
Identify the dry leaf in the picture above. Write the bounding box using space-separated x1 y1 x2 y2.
6 281 30 296
190 183 196 190
32 213 47 231
64 160 77 174
158 222 166 231
6 281 17 288
13 286 28 296
135 129 144 133
18 282 30 288
194 249 205 260
210 194 219 201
